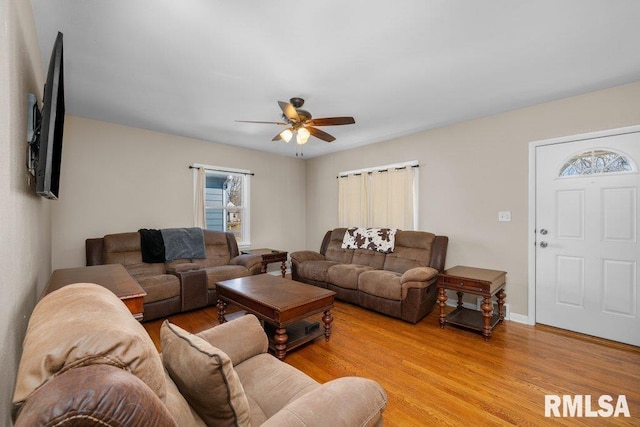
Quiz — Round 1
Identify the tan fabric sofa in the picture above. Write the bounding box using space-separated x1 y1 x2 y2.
86 229 262 321
291 228 448 323
12 283 387 426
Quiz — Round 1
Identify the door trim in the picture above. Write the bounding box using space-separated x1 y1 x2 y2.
527 124 640 326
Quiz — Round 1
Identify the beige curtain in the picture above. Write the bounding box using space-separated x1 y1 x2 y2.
370 167 416 230
194 167 206 228
338 173 369 227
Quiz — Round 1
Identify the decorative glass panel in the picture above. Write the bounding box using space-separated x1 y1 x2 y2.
559 149 634 177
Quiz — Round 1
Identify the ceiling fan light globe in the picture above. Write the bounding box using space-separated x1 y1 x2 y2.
280 128 293 143
297 127 310 144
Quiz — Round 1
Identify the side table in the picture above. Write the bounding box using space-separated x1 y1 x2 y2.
241 248 288 277
44 264 147 321
437 265 506 341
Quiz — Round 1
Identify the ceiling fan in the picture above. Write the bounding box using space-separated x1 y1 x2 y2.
236 97 355 145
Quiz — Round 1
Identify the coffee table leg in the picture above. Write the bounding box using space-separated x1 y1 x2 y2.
323 309 333 341
217 299 227 324
274 327 288 360
281 260 286 278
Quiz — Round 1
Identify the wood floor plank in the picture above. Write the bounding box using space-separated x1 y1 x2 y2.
143 301 640 426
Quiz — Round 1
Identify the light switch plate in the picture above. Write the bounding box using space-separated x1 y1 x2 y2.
498 211 511 222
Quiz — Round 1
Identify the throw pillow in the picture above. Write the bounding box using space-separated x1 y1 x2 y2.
160 321 251 427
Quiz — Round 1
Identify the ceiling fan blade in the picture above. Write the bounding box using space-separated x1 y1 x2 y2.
272 132 282 142
278 101 300 122
236 120 288 125
308 126 336 142
308 117 355 126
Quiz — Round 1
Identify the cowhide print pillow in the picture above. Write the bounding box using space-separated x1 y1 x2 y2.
341 227 397 253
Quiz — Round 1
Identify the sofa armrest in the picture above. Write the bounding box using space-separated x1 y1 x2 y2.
400 266 439 285
85 238 104 266
290 250 325 264
13 365 177 427
230 254 263 274
400 267 439 300
196 314 268 366
261 377 386 427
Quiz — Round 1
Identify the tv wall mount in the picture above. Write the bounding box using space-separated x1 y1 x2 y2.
27 93 42 177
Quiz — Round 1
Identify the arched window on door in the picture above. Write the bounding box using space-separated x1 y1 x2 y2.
559 149 635 177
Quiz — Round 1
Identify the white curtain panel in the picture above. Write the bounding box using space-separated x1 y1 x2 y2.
339 167 416 229
370 167 415 230
194 167 206 228
338 173 369 227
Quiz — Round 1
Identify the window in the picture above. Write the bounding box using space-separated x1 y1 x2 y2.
338 161 418 230
193 164 251 246
559 149 634 177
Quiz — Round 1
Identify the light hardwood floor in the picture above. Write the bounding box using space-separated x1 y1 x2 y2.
143 301 640 426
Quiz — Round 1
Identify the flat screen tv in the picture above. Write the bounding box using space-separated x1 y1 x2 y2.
35 31 65 199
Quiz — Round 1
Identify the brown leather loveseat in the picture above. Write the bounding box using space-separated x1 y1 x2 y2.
291 228 448 323
12 283 387 426
86 228 262 320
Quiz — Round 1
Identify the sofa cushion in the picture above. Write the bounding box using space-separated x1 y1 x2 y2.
197 314 268 366
203 265 251 289
234 353 320 422
327 264 376 290
139 274 181 303
358 270 403 301
13 283 166 408
162 367 206 427
324 228 355 263
161 321 251 427
351 248 386 269
104 232 144 265
383 231 435 274
193 230 232 268
126 262 166 279
298 260 341 282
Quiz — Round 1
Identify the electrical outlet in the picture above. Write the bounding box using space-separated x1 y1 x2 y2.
498 211 511 222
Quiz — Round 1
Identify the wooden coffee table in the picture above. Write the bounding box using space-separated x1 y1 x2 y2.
216 274 336 359
43 264 147 321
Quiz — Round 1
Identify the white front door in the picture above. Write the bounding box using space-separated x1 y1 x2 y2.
535 130 640 346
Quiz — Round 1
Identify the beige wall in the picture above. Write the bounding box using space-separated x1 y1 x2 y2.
305 81 640 318
0 0 51 423
51 117 307 270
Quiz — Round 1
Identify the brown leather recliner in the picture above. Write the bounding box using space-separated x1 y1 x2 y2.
86 229 262 321
12 283 387 426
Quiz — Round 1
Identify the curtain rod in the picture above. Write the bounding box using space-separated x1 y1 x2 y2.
336 164 419 178
189 165 255 176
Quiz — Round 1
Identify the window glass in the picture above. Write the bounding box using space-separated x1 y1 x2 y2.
559 149 633 177
205 171 247 244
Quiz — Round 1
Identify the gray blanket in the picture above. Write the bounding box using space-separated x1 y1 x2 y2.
161 227 206 261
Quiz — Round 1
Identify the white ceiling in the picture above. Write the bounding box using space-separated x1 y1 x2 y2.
31 1 640 159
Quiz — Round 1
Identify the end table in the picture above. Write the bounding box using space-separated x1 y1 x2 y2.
437 265 506 341
241 248 288 277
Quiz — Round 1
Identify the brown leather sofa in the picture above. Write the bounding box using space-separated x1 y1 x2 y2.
12 283 387 426
86 229 262 321
291 228 448 323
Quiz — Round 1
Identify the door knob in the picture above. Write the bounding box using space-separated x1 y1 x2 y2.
540 229 548 235
539 241 548 248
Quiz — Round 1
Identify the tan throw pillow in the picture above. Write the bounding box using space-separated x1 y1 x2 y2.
160 321 251 427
